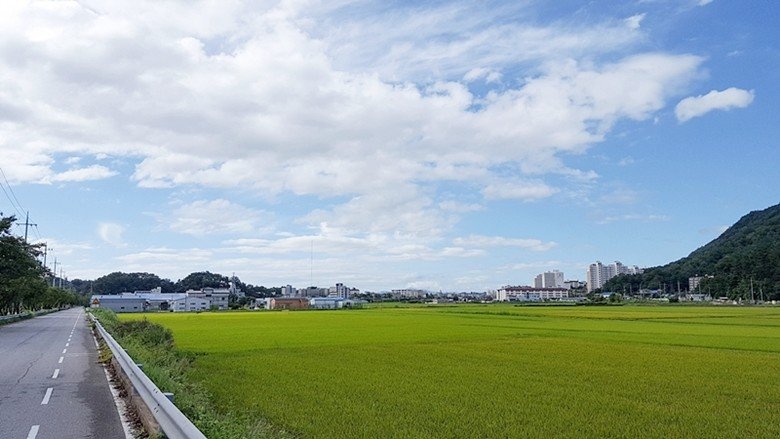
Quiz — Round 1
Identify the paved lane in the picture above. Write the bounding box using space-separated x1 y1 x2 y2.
0 308 125 438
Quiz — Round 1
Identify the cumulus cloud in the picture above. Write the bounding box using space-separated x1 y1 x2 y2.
675 87 754 122
98 222 126 247
168 199 269 236
0 1 706 247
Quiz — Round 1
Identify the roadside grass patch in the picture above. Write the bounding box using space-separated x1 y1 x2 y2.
92 309 292 439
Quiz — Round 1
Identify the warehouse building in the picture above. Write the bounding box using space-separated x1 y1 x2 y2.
90 288 228 313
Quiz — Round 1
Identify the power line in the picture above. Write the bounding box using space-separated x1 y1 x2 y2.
0 178 23 217
0 167 45 242
0 166 26 215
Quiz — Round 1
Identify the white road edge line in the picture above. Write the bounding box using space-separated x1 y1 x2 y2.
27 425 39 439
41 388 53 405
58 356 64 364
52 369 60 379
92 325 135 439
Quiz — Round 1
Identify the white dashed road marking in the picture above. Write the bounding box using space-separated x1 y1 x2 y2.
27 425 39 439
58 356 64 364
52 369 60 379
41 388 53 405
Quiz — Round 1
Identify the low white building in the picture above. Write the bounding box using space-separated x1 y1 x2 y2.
310 297 364 309
185 288 230 310
498 286 569 301
391 289 427 299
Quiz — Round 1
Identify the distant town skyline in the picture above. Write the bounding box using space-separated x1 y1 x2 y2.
0 1 778 291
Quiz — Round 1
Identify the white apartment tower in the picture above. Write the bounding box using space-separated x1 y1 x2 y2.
534 270 565 288
586 261 644 292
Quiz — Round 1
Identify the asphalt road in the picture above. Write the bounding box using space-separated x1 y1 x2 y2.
0 308 126 438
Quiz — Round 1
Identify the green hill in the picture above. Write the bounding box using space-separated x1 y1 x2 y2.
603 203 780 300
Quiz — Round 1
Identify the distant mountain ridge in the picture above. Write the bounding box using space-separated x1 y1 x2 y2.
603 203 780 299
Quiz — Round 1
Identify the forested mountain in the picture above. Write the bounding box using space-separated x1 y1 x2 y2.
603 203 780 300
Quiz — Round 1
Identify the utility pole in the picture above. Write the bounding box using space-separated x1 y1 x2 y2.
750 278 755 304
21 211 37 243
52 257 58 287
42 243 51 270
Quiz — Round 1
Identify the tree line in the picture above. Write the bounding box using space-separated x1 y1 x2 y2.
70 271 282 298
1 215 84 315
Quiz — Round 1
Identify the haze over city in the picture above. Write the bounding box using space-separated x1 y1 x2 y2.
0 0 777 291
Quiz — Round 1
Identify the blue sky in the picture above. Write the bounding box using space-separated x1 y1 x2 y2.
0 0 777 291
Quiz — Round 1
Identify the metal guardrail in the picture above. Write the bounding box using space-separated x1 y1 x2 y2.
90 314 207 439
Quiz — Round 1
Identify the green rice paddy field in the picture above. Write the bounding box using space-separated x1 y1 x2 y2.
122 305 780 438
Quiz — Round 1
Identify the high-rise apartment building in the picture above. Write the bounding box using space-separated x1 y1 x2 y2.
586 261 643 292
534 270 565 288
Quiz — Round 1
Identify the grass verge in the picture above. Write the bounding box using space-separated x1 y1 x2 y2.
91 308 292 439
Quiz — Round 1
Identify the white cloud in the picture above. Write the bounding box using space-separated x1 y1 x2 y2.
223 233 378 256
0 1 704 244
97 222 126 247
453 235 557 251
617 156 635 166
463 67 501 83
482 180 559 201
438 201 484 213
168 199 269 236
625 14 646 30
48 165 117 183
31 237 93 262
117 247 212 265
598 187 639 205
597 214 670 224
675 87 754 122
698 0 714 6
500 261 563 270
319 2 644 81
